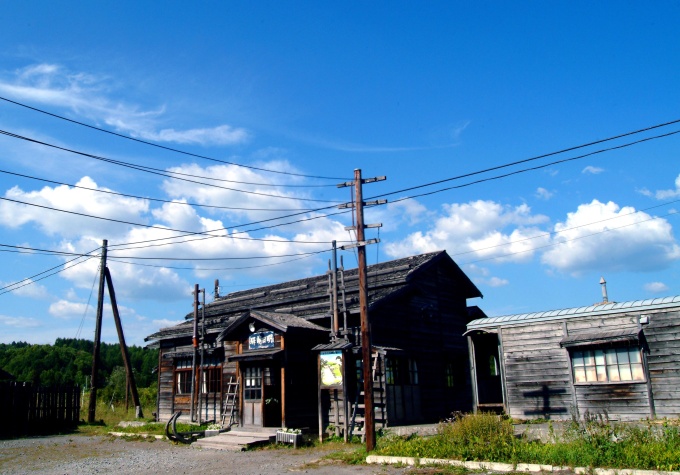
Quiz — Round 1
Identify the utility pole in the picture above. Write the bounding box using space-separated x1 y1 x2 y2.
105 267 143 418
332 240 339 338
337 169 386 452
88 239 108 423
190 284 200 422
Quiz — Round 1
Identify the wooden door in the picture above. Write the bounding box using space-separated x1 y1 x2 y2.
242 366 263 426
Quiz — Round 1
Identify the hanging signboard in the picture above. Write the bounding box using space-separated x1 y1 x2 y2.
320 350 343 387
249 331 275 349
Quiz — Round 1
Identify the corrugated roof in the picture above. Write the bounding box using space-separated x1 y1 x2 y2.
467 295 680 330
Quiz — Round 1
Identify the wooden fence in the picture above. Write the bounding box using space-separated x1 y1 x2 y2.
0 382 81 438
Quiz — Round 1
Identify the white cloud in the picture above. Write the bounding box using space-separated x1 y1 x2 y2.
0 176 149 239
644 282 669 293
647 173 680 200
0 314 41 328
0 279 51 300
582 166 604 175
385 200 550 263
541 200 680 274
0 63 248 146
49 299 90 319
480 276 509 287
153 318 184 329
535 187 553 200
138 125 249 146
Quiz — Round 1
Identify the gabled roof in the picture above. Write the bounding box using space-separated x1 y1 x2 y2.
467 295 680 330
216 310 327 342
146 250 481 342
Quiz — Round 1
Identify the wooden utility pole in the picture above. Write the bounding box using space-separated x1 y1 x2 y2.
105 267 143 418
189 284 199 422
88 239 108 423
337 169 386 452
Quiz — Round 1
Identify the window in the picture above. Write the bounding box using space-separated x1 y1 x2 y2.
201 367 221 394
176 371 192 395
174 356 223 395
571 347 645 383
385 357 418 385
244 367 262 400
445 363 455 388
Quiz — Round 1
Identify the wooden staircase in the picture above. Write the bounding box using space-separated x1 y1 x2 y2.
349 350 386 440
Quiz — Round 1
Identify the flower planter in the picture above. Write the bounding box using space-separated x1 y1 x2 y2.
276 430 303 448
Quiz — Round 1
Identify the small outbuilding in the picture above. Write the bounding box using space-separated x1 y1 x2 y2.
466 296 680 421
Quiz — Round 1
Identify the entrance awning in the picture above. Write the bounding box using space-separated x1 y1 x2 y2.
560 327 641 348
228 348 283 362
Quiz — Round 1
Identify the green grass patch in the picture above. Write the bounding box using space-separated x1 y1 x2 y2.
374 413 680 471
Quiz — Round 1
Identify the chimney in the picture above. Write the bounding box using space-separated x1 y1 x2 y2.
599 276 609 304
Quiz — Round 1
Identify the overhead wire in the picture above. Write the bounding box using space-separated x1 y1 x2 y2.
0 95 349 181
0 129 344 203
0 168 321 212
0 196 352 246
0 253 99 296
367 118 680 200
379 129 680 205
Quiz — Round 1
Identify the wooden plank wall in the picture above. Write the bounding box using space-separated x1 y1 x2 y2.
157 351 174 421
501 321 573 420
566 314 649 421
370 261 474 424
644 309 680 418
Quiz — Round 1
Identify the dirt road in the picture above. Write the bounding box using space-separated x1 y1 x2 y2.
0 434 415 474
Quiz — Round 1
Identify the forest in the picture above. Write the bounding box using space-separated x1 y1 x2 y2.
0 338 158 393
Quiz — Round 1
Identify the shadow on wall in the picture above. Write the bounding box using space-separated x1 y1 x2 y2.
522 385 568 418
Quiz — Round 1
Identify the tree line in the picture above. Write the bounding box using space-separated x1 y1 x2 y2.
0 338 158 389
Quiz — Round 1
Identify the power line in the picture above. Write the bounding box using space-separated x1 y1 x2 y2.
106 250 324 270
0 246 101 292
0 168 321 212
383 129 680 205
0 254 97 297
106 249 330 261
368 118 680 201
0 129 344 203
0 196 350 246
0 95 349 181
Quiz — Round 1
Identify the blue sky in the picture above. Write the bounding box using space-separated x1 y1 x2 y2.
1 2 679 346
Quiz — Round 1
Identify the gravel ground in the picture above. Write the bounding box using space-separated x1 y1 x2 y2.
0 434 417 475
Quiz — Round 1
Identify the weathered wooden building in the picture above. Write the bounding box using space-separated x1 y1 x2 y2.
465 296 680 421
146 250 483 433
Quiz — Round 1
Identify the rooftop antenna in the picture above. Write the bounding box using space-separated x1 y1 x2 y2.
600 276 609 304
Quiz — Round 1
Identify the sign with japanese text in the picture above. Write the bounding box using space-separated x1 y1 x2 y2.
249 331 275 349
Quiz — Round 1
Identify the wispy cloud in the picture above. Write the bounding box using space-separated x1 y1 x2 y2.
644 281 669 293
0 63 249 147
535 187 553 200
582 166 604 175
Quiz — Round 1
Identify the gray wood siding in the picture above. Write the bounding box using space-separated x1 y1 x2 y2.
500 322 573 420
573 383 649 421
644 309 680 418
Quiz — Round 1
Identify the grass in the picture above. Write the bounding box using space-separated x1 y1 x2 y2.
372 413 680 471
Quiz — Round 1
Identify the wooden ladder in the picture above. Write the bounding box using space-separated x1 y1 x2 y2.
221 376 240 428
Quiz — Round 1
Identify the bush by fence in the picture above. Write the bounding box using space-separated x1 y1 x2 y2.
0 381 81 438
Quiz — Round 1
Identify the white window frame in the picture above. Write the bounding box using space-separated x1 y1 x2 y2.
570 346 645 384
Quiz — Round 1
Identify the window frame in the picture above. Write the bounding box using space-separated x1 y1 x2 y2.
570 345 646 385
